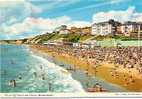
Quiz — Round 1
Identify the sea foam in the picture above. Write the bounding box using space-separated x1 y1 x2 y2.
25 54 85 92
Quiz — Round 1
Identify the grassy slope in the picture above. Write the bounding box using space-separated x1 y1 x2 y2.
2 33 137 44
37 33 95 43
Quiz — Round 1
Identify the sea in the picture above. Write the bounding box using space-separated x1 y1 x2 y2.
0 44 125 93
0 44 84 93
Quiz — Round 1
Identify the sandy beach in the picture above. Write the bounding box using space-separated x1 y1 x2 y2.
30 44 142 92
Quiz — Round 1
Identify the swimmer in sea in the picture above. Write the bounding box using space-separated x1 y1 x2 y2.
10 60 15 64
26 65 30 69
48 82 52 91
33 72 37 78
18 74 22 80
9 80 16 87
41 74 45 80
40 65 43 70
9 80 13 86
13 80 16 87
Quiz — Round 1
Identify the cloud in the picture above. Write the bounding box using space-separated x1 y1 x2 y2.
35 0 80 13
109 0 128 4
0 0 89 40
0 0 42 25
63 0 128 13
93 6 142 23
0 16 90 39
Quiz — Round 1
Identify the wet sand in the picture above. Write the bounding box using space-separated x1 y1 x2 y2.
30 45 142 92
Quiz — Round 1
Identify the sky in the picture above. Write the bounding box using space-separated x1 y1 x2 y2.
0 0 142 40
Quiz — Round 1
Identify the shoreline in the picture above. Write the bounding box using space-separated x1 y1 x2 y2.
29 45 126 92
29 44 142 92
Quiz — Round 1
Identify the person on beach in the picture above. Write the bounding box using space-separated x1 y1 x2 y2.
33 44 142 91
93 83 103 92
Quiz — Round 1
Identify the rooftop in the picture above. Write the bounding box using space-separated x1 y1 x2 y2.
92 19 121 26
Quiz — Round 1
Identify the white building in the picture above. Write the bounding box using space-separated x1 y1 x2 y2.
73 40 98 49
91 19 121 36
54 25 69 34
73 42 81 47
59 29 69 34
121 21 142 36
43 38 65 45
58 25 70 34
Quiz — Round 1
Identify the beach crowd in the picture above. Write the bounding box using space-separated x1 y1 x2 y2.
39 45 142 72
33 44 142 91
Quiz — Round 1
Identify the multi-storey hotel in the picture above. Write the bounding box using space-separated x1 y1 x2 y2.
121 21 142 37
91 19 121 36
92 19 142 38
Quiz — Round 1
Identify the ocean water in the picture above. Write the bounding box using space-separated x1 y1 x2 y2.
0 44 84 93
